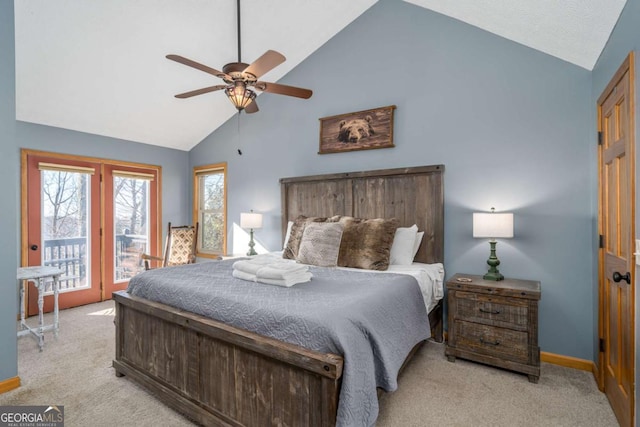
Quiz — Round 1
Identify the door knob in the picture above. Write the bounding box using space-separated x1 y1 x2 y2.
30 244 38 251
613 271 631 284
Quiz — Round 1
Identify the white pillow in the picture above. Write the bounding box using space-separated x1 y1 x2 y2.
412 231 424 260
282 221 294 250
389 224 418 265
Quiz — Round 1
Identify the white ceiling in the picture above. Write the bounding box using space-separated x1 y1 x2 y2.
14 0 627 151
404 0 627 70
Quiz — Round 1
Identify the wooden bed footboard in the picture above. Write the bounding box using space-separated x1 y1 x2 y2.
113 291 344 426
113 291 441 426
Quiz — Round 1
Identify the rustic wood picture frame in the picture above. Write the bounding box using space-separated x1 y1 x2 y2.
318 105 396 154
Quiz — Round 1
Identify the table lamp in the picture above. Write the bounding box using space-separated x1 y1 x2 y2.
473 207 514 281
240 210 263 256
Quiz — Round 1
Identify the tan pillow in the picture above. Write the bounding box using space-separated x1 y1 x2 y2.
337 217 399 270
282 215 340 259
297 222 344 267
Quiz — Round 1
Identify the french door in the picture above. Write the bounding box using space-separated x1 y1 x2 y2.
22 150 159 314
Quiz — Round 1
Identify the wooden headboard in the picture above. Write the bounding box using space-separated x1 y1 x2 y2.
280 165 444 264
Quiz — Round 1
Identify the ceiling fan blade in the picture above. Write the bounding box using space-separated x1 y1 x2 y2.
174 85 228 99
254 81 312 99
166 54 229 79
245 101 259 114
243 50 286 78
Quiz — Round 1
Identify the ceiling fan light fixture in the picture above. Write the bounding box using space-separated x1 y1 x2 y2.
166 0 310 113
225 81 256 112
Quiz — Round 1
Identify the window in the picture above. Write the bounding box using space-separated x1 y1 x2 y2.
194 163 227 257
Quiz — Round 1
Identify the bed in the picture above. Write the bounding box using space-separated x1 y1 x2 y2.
113 164 444 426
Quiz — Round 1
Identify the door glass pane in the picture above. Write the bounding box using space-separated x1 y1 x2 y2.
113 176 150 282
41 169 90 292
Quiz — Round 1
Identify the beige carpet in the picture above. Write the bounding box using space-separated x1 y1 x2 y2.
1 300 617 426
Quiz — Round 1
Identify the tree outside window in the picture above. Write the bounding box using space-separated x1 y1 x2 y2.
194 164 226 257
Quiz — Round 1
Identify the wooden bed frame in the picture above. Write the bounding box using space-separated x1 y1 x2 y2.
113 164 444 426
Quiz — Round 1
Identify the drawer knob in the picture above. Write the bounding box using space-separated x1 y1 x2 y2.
480 337 501 346
479 308 501 315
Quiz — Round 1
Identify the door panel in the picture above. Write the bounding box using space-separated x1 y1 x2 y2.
598 53 634 427
26 155 102 313
103 164 158 299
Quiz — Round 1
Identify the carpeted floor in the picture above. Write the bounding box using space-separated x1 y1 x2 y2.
1 300 618 426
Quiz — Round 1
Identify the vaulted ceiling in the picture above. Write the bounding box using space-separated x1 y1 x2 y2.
14 0 627 151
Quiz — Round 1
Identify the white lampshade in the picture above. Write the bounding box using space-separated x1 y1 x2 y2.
473 212 514 238
240 212 263 229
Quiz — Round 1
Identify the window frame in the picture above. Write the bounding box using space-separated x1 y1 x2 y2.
193 163 227 258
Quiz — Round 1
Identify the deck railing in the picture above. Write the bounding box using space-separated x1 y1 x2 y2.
42 234 147 290
43 237 87 290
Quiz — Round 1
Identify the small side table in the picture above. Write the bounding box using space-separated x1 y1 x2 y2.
445 273 541 383
17 266 64 351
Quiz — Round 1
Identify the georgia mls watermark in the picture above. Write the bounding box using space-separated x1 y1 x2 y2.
0 405 64 427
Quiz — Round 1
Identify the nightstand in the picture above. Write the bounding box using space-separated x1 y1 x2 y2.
445 273 541 383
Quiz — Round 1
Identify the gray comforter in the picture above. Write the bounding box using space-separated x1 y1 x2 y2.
127 259 430 427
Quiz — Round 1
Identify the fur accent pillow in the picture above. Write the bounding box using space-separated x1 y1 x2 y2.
337 217 399 270
297 222 344 267
282 215 340 259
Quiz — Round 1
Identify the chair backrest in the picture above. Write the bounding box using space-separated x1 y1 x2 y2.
163 222 198 267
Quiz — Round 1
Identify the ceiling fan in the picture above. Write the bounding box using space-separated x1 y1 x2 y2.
166 0 312 114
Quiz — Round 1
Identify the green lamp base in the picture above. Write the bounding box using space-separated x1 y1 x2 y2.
246 228 257 256
483 271 504 281
484 240 505 281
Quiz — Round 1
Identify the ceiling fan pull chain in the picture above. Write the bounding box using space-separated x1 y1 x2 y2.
236 113 243 153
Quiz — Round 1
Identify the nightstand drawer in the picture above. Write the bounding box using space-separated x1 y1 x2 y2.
453 320 529 364
455 291 528 330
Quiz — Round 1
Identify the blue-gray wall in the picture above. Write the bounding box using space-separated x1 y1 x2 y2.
591 0 639 419
0 1 190 385
190 0 594 359
0 0 19 384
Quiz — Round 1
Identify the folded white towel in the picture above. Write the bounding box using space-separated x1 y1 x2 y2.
232 268 311 287
232 254 280 274
232 260 263 275
259 273 312 287
232 253 311 286
233 255 308 278
232 269 257 282
255 264 309 280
